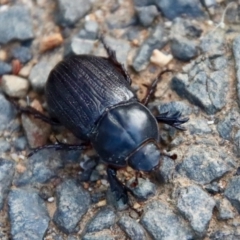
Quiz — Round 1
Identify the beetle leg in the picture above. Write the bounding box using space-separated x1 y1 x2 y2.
28 142 90 157
156 111 189 131
9 97 60 126
141 69 173 106
107 167 133 204
99 36 132 85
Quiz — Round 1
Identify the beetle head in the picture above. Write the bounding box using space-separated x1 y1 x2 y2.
128 141 161 172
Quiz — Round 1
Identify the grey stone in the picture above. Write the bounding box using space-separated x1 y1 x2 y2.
65 38 95 56
78 21 99 40
11 46 32 64
210 230 236 240
0 61 12 76
106 9 137 29
171 18 202 39
14 136 27 151
176 185 215 237
157 156 175 183
0 159 15 210
233 35 240 107
126 27 142 42
29 59 56 91
204 182 223 194
187 119 212 135
172 56 229 114
202 0 217 8
53 179 90 233
225 176 240 214
91 192 106 204
57 0 91 26
133 0 155 7
169 136 184 148
135 5 159 27
208 55 228 71
67 236 80 240
8 188 50 240
14 149 64 186
101 36 131 67
132 25 168 71
234 130 240 157
216 198 235 220
176 146 231 184
118 215 146 240
0 140 11 153
83 233 114 240
225 2 240 24
200 30 225 56
141 201 194 240
90 170 101 182
155 0 204 20
217 110 240 141
86 207 116 233
0 5 34 44
0 93 16 131
127 178 156 201
171 37 198 61
21 110 51 148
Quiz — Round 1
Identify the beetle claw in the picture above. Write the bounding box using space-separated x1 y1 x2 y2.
113 185 129 203
156 111 189 131
107 167 130 204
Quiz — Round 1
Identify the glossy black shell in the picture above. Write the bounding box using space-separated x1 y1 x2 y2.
46 55 135 139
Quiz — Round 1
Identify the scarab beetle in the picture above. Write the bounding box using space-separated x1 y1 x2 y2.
21 38 188 203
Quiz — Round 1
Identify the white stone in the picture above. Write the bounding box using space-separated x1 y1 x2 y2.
1 75 29 97
150 49 173 67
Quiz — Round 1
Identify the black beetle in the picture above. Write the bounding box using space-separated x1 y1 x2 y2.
19 38 188 203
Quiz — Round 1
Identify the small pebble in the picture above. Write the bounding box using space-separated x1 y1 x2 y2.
133 202 141 209
19 60 35 78
10 153 20 162
16 164 27 174
0 50 7 61
101 179 109 186
97 200 107 207
1 75 29 97
40 33 63 52
150 49 173 67
47 197 55 203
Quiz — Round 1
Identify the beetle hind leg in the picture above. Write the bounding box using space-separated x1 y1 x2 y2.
28 142 90 157
8 97 60 126
99 36 132 85
156 111 189 131
107 167 133 204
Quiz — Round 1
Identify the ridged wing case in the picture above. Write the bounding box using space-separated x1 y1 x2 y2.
45 55 135 139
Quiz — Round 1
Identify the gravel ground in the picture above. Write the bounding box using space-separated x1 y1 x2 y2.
0 0 240 239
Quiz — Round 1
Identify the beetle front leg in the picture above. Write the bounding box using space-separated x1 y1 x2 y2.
141 69 173 106
107 167 133 204
156 111 189 131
